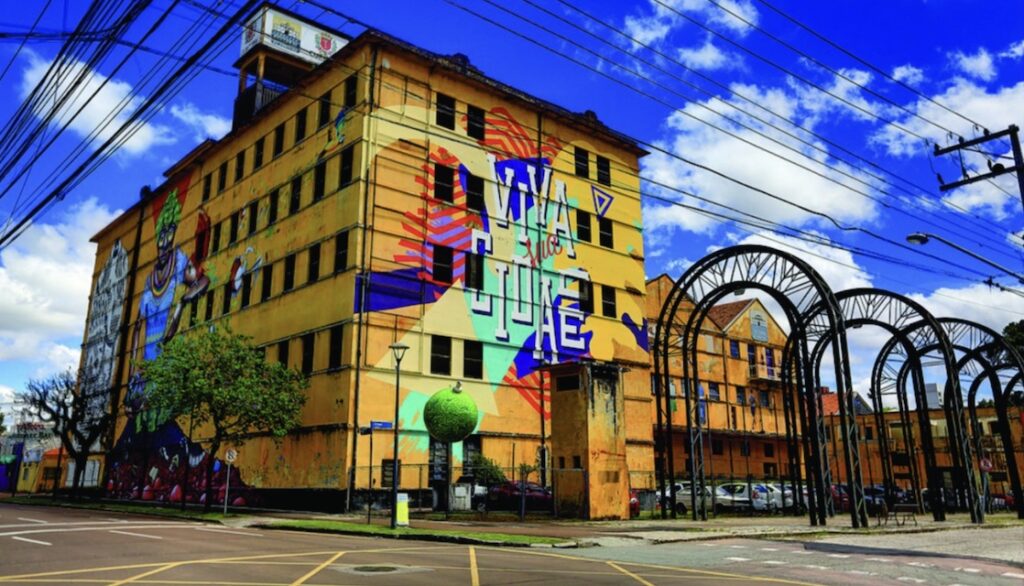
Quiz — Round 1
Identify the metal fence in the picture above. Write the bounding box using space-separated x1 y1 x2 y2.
628 470 810 519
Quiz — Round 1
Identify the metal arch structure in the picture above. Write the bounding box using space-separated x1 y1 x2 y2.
653 245 867 527
872 318 1009 524
793 287 957 527
960 359 1024 519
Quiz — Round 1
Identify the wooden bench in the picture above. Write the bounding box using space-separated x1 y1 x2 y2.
880 502 918 526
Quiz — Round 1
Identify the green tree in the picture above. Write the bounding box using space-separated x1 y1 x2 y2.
467 454 506 486
138 328 307 510
0 410 5 436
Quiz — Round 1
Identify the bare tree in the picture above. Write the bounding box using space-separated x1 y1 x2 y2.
21 369 113 500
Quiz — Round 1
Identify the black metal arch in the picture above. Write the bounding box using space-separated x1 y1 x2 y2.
890 341 1023 520
872 318 1013 523
653 245 865 527
789 287 958 526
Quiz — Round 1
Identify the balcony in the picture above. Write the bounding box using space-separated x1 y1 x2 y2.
233 80 288 130
748 363 781 383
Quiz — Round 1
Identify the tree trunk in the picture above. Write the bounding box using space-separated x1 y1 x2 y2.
204 440 220 513
72 453 88 501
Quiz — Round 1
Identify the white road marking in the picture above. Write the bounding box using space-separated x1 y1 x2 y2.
16 518 47 524
760 547 779 551
725 557 750 562
907 561 933 568
194 527 262 537
896 577 926 584
109 530 162 540
699 543 717 547
728 544 747 549
868 557 893 563
848 570 873 576
827 553 851 558
1001 572 1024 579
11 536 51 546
762 560 786 565
954 568 981 574
803 565 828 570
0 523 190 538
792 550 815 555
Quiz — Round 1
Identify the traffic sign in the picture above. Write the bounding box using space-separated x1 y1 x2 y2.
980 457 992 473
225 448 237 463
370 420 393 430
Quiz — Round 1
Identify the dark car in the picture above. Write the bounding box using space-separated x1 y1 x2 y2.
486 481 552 511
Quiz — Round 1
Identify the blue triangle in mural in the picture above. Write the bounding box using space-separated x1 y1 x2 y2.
592 185 613 218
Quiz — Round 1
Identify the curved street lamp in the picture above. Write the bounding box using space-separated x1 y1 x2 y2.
389 342 409 530
906 232 1024 285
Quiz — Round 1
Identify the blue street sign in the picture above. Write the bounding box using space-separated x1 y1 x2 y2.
370 420 393 430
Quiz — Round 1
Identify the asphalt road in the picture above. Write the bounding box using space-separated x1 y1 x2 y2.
0 502 1021 585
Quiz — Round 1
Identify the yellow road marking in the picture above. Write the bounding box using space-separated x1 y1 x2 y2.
287 551 345 586
107 561 185 586
469 546 480 586
608 561 655 586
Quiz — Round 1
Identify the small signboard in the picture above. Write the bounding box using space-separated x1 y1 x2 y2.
225 449 237 463
382 459 400 488
370 420 393 431
980 457 993 473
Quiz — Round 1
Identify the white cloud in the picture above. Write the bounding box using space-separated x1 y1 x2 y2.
169 103 230 142
907 283 1024 335
950 48 996 82
0 198 118 380
19 51 174 155
732 231 874 292
892 64 925 85
622 0 758 48
676 38 738 71
998 39 1024 60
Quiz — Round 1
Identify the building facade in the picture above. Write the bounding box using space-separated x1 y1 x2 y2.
83 7 649 511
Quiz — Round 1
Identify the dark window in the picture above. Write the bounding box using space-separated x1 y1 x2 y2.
290 176 302 214
248 201 258 235
204 290 214 321
273 123 284 157
189 297 198 328
212 222 221 252
467 104 485 139
759 390 770 407
601 284 616 318
579 279 594 314
240 272 252 308
253 137 264 169
436 93 455 129
597 155 611 185
464 340 483 379
432 245 453 283
764 443 775 458
284 253 296 291
301 333 314 375
229 211 239 243
278 340 289 367
261 263 274 301
344 75 357 108
334 231 348 272
430 335 451 375
729 340 740 358
339 144 354 186
707 382 720 401
313 160 326 201
748 343 758 363
202 174 212 202
221 285 231 315
294 107 307 143
574 147 589 178
434 164 454 202
268 189 279 224
329 325 344 369
711 439 724 456
736 386 746 405
218 161 227 192
318 90 331 128
572 455 582 469
739 440 751 456
598 217 614 248
865 426 874 441
465 252 483 290
308 243 320 283
235 150 245 181
465 172 484 211
577 210 591 242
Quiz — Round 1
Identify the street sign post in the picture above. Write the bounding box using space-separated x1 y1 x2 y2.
224 449 237 516
370 420 393 430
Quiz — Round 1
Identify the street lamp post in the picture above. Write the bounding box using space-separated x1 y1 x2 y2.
389 342 409 530
906 232 1024 284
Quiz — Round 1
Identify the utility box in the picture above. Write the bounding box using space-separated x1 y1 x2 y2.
450 484 471 511
549 362 629 520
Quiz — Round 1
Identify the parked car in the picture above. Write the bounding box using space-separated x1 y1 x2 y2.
764 483 798 512
486 481 552 511
657 481 716 515
714 482 756 513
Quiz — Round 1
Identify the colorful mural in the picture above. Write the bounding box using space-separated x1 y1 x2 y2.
80 241 129 434
107 176 252 506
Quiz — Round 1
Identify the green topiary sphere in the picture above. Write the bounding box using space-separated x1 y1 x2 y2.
423 387 478 443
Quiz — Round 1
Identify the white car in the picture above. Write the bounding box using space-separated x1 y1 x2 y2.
659 481 715 515
764 483 796 511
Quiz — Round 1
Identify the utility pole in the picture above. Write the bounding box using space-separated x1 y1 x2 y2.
933 125 1024 214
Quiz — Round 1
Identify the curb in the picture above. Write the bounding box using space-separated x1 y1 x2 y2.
253 523 578 549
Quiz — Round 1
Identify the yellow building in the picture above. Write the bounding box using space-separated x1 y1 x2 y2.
83 6 649 512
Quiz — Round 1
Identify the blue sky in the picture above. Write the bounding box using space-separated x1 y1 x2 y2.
1 0 1023 413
